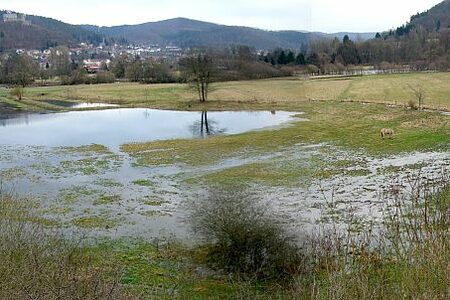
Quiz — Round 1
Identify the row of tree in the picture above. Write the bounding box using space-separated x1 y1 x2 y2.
0 45 81 86
106 45 291 85
0 53 39 86
2 24 449 103
262 26 450 74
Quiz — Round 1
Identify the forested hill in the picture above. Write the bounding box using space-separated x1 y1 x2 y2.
2 1 450 51
0 10 105 50
409 0 450 31
393 0 450 36
85 18 375 49
0 10 375 51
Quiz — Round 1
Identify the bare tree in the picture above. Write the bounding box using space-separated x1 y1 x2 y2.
6 54 38 88
180 53 216 102
49 46 71 77
408 84 426 110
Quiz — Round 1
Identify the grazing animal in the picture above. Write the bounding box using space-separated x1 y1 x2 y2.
380 128 395 139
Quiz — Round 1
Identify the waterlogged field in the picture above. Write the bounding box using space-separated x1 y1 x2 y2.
0 74 449 238
1 73 450 298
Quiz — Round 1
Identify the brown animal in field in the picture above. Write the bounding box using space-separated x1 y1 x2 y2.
380 128 395 139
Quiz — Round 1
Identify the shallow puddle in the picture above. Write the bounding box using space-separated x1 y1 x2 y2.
43 100 120 109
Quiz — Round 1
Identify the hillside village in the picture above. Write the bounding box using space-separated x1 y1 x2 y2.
0 11 184 74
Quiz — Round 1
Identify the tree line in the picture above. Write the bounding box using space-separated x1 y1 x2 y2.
1 23 449 103
262 26 450 74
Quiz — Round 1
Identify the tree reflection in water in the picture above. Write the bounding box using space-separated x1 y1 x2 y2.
190 111 226 138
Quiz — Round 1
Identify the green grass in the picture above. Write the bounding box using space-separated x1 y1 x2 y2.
195 152 373 187
198 160 316 187
57 154 122 176
93 178 124 188
142 197 170 206
132 179 156 187
57 186 101 205
0 167 28 180
54 144 111 154
72 215 122 229
84 241 261 299
139 210 170 218
122 101 450 168
93 194 122 205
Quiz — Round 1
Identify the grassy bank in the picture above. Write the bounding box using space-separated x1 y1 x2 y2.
7 72 448 112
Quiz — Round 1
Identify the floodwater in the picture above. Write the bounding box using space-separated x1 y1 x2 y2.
0 108 300 240
1 107 449 241
43 100 120 109
0 109 297 149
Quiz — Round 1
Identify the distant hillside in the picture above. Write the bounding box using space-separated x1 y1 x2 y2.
0 10 374 51
0 10 104 50
85 18 375 50
409 0 450 31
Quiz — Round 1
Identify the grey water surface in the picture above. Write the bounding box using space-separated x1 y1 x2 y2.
0 108 297 149
0 108 300 240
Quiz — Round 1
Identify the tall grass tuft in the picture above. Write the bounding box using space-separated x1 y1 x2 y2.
0 191 130 299
305 177 450 299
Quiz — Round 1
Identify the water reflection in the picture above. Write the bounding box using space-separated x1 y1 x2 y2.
0 109 298 148
190 111 226 137
1 113 31 127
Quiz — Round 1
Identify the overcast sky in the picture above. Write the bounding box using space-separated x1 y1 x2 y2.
1 0 444 33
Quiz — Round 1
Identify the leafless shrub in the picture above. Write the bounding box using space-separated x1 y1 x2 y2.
188 187 305 281
384 175 449 261
408 84 426 110
305 173 449 299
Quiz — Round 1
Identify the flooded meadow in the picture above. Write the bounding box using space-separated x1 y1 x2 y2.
1 106 449 241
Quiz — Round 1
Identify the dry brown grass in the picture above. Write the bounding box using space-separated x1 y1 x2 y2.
400 115 450 129
21 72 450 113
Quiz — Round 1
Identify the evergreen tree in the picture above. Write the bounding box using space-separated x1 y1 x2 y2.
286 51 296 64
295 53 306 65
277 50 287 65
306 53 320 65
0 31 4 52
337 36 360 65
